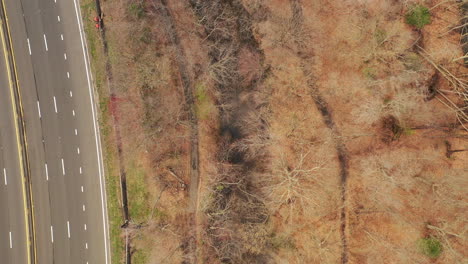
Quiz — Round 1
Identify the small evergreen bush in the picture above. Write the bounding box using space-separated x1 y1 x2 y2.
405 5 431 29
418 237 443 258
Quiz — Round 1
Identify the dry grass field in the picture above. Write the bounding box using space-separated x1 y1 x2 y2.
82 0 467 263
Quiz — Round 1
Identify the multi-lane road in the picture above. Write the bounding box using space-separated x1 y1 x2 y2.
0 14 28 263
0 0 110 263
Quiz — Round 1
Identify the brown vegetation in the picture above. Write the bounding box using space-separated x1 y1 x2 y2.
84 0 467 263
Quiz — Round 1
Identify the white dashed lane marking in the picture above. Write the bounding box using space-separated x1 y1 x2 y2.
45 163 49 181
67 221 70 238
53 96 58 113
50 226 54 243
27 38 31 55
37 101 41 118
43 34 48 51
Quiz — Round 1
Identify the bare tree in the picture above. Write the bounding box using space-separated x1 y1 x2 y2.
208 43 238 85
261 148 325 224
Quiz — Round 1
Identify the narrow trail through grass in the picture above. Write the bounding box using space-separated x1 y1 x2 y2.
151 0 201 262
289 1 350 263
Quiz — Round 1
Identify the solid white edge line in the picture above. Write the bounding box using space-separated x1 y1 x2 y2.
43 34 48 51
73 0 110 261
9 231 12 248
27 38 31 55
37 100 41 118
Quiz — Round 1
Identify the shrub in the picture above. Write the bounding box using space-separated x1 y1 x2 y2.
363 67 377 79
418 237 443 258
270 234 296 250
374 28 387 45
403 127 415 136
402 52 422 71
128 2 145 20
405 5 431 29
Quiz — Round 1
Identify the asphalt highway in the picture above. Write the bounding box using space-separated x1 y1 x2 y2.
2 0 110 263
0 25 28 264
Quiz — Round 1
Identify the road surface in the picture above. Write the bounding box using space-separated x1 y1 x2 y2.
0 18 28 264
2 0 110 263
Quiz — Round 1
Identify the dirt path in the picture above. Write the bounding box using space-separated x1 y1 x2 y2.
151 1 201 262
289 1 350 263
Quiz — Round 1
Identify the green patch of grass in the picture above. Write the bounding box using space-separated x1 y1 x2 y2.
374 28 387 45
132 248 149 264
128 2 145 20
269 234 296 251
195 83 214 120
362 67 377 79
104 152 124 263
127 160 151 223
124 161 156 263
403 127 415 136
405 5 431 29
153 208 168 222
81 1 124 262
418 237 443 258
403 52 423 71
139 27 153 45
